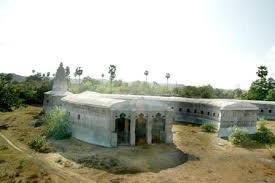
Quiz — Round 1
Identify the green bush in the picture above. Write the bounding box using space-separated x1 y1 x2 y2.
250 122 275 145
229 128 250 146
28 136 46 152
201 123 216 133
0 74 22 111
229 124 275 147
44 107 71 140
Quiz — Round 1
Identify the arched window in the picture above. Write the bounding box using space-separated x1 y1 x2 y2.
179 108 182 112
77 114 80 120
187 108 191 113
201 111 204 115
260 109 264 113
269 110 272 113
207 112 210 116
213 113 216 117
194 109 197 114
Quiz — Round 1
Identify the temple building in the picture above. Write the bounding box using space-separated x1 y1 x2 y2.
44 63 275 147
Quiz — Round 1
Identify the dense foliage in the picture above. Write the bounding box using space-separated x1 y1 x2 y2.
0 74 22 111
16 73 52 104
0 72 52 111
242 66 275 101
43 107 71 140
69 76 244 98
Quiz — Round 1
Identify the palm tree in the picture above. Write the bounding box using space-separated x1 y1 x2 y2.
101 73 105 83
144 70 149 82
108 65 116 94
74 67 83 86
165 73 170 89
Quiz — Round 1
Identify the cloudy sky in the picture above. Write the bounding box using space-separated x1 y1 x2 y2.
0 0 275 89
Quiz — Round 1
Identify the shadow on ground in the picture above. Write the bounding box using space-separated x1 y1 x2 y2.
49 138 198 174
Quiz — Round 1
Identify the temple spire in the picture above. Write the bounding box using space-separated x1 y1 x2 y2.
52 62 68 92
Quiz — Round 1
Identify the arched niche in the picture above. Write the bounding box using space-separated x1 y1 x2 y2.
135 113 147 145
115 113 131 145
152 112 166 143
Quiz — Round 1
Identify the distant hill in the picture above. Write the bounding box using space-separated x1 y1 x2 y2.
1 73 26 83
11 73 26 82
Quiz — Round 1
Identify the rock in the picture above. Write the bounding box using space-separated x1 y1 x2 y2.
217 142 224 146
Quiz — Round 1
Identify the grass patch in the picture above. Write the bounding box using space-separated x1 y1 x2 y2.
201 123 216 133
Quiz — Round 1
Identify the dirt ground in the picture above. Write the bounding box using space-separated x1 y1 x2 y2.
0 106 275 183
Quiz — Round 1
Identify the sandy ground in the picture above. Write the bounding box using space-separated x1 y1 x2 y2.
0 106 275 183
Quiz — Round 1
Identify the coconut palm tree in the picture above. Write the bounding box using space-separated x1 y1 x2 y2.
101 73 105 83
165 73 170 89
144 70 149 82
74 67 83 86
108 65 116 94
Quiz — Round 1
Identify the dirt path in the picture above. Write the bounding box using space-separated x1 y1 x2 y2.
0 131 94 183
0 132 23 152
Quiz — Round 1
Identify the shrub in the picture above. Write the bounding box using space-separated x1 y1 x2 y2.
250 122 275 145
0 74 22 111
44 107 71 140
229 128 250 146
229 124 275 147
28 136 46 152
201 123 216 133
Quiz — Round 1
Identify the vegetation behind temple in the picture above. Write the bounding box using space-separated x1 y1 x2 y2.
0 73 52 111
1 65 275 112
69 77 244 99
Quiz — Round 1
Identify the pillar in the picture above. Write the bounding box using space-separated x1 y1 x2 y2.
146 113 152 144
165 110 173 144
130 112 136 146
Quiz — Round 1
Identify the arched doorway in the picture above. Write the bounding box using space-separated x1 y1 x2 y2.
135 113 147 145
115 113 130 145
152 113 165 143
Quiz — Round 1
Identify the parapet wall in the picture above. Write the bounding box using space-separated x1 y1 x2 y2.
93 93 260 137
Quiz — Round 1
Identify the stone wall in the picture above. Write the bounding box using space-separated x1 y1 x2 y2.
62 102 116 147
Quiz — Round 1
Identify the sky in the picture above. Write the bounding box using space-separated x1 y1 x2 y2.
0 0 275 89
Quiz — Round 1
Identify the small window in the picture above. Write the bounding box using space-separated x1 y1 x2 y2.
68 112 70 116
187 109 191 113
46 100 49 103
207 112 210 116
269 110 272 113
201 111 204 115
179 108 182 112
194 109 197 114
171 107 174 109
213 113 216 117
77 114 80 120
260 109 264 113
